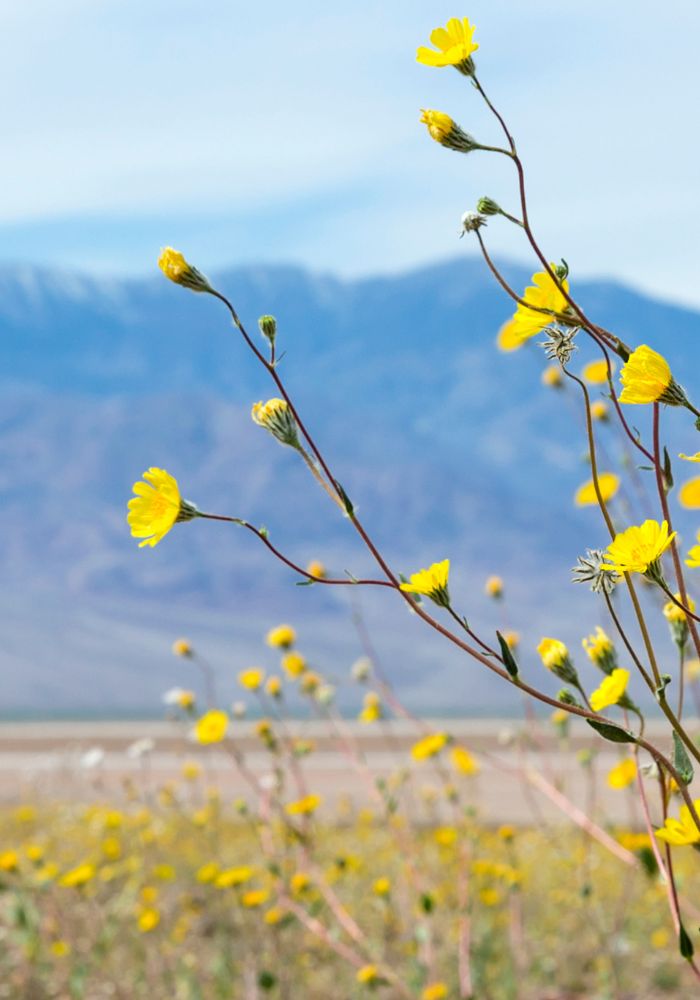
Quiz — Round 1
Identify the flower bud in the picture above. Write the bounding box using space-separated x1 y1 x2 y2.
258 315 277 346
251 398 300 448
420 110 479 153
476 197 502 216
158 248 212 293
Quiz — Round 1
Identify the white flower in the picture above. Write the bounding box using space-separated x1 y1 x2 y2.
80 747 105 769
126 738 155 759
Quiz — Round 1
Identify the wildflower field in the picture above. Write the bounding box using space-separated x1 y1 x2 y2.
5 9 700 1000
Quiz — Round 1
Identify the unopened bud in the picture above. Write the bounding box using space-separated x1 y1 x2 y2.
476 197 502 217
258 315 277 345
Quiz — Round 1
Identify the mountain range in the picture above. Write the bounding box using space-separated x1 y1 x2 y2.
2 255 700 716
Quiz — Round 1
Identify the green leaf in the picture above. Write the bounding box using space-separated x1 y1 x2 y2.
496 631 519 679
586 719 637 744
672 731 694 786
663 447 674 491
680 923 694 960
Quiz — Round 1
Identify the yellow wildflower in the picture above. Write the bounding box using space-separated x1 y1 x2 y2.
50 940 71 958
537 637 568 671
589 668 630 712
422 984 449 1000
267 624 296 649
290 871 311 895
238 667 265 691
196 862 220 884
574 472 619 507
193 710 228 745
602 519 675 576
251 398 299 447
484 575 503 598
541 364 563 388
498 267 570 352
680 452 700 462
306 559 326 578
264 907 286 925
127 467 197 548
172 638 192 657
582 359 615 384
299 671 321 694
181 760 202 781
551 709 568 727
242 888 269 908
420 110 477 153
25 844 44 863
687 533 700 568
416 16 478 71
357 964 380 985
265 676 282 698
216 866 254 889
450 745 479 775
373 876 391 896
282 651 306 676
503 630 519 650
411 732 449 761
651 928 670 950
359 691 382 724
656 801 700 846
582 626 615 670
400 559 450 607
679 477 700 509
158 247 211 292
590 400 609 421
137 907 160 933
480 887 501 907
663 593 695 624
0 850 19 872
607 758 636 790
285 794 322 816
434 826 458 847
59 863 96 888
498 824 516 842
619 345 684 405
686 658 700 681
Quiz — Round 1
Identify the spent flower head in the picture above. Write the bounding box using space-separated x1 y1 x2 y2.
572 549 620 595
540 325 579 366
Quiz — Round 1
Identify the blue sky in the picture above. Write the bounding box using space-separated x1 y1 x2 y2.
3 1 700 305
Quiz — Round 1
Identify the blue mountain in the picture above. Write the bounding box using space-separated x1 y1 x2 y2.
2 257 699 714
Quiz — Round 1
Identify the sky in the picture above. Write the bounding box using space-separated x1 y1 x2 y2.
2 1 700 305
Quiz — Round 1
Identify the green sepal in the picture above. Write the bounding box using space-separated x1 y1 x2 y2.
679 923 694 960
496 630 519 679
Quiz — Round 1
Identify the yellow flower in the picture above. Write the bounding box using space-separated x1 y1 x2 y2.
196 862 220 884
25 844 44 863
242 889 270 908
607 758 636 790
589 668 630 712
450 746 479 775
0 850 19 872
306 559 326 578
373 876 391 896
193 710 228 745
411 732 449 761
663 593 696 624
299 671 321 694
216 866 254 889
357 964 380 985
50 940 71 958
537 637 568 671
251 398 299 447
618 345 682 405
434 826 458 847
416 17 478 71
590 400 609 422
574 472 619 507
238 667 265 691
655 801 700 846
498 267 570 352
582 359 614 384
484 575 503 598
602 519 675 576
480 887 501 907
267 624 296 649
680 452 700 463
59 863 96 888
651 928 670 950
551 709 568 727
679 477 700 509
581 627 616 674
290 871 311 895
264 907 286 925
181 760 202 781
172 638 192 657
282 651 306 676
502 630 519 650
127 467 197 548
422 983 448 1000
265 676 282 698
541 364 563 388
686 658 700 681
157 247 211 292
359 691 382 724
137 907 160 933
687 534 700 568
285 793 322 816
420 109 477 153
400 559 451 607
